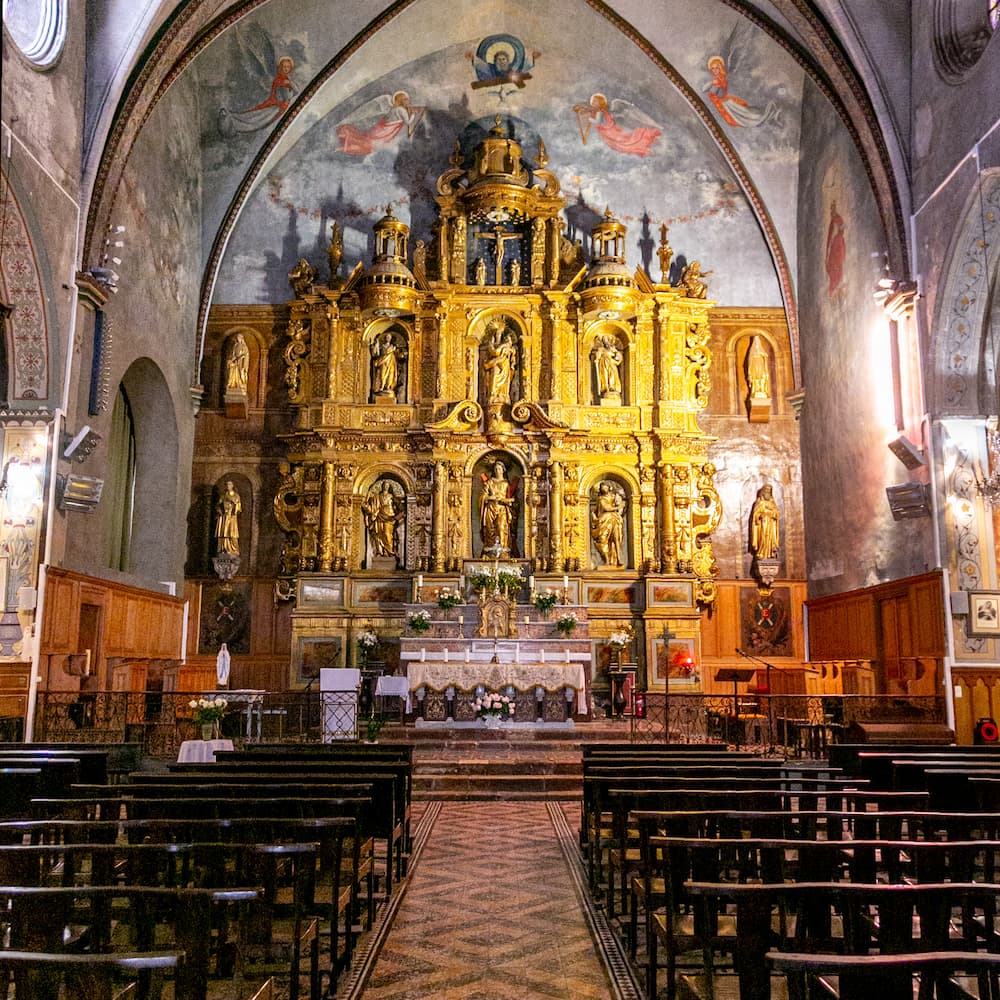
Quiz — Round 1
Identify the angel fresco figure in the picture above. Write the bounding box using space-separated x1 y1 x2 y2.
335 91 426 157
704 22 782 130
217 27 299 138
573 94 661 158
467 34 539 102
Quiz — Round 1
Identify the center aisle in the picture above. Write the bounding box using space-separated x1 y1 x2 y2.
361 801 616 999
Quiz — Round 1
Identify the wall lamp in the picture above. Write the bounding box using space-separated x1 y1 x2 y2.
888 434 927 470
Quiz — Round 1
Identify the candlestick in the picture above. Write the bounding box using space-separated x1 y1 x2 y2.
458 614 464 626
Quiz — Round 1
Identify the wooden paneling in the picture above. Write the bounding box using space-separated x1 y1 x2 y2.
40 572 80 654
0 662 30 720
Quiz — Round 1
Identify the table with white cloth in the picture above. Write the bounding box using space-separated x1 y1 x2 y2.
177 739 234 763
375 675 412 715
406 661 588 713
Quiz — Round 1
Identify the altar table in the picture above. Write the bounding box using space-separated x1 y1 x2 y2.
177 738 234 763
406 661 588 713
375 674 412 713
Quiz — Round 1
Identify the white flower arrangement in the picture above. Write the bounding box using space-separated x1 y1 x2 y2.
473 692 515 718
408 609 432 633
436 587 462 609
556 611 578 636
357 630 379 651
608 629 633 650
189 697 228 724
532 587 561 613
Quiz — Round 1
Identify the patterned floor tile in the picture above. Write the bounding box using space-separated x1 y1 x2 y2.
362 801 615 999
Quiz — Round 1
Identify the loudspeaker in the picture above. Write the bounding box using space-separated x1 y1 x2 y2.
974 717 999 745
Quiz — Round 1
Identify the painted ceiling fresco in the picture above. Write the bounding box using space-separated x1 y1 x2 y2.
190 0 807 307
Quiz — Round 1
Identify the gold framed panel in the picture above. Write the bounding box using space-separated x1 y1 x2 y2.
645 579 694 608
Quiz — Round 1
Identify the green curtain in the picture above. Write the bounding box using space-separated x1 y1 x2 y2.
102 387 135 570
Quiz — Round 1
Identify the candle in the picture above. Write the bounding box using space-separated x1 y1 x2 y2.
444 648 449 663
465 647 470 663
563 574 569 591
541 648 546 663
515 646 520 663
459 574 465 591
565 648 570 662
458 615 464 625
417 574 424 589
421 648 426 662
529 575 535 591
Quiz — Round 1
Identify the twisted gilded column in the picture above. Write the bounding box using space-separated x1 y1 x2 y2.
549 460 563 570
659 462 675 571
432 460 447 572
319 460 337 572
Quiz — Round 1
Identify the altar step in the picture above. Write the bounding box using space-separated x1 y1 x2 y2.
402 724 632 800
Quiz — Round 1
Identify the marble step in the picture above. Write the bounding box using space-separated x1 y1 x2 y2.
412 772 582 800
415 758 582 776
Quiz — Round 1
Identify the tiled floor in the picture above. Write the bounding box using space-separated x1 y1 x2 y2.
361 801 616 999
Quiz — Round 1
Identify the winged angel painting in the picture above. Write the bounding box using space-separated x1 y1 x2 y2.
217 25 300 137
335 92 427 157
572 94 661 157
704 21 782 129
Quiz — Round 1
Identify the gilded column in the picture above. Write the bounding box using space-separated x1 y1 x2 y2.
432 460 447 572
325 303 340 399
319 460 337 572
659 462 675 571
549 460 563 570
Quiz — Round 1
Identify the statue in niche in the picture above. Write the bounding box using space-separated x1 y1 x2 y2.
482 319 518 403
591 333 623 399
479 460 516 554
680 260 711 299
362 479 404 558
215 481 242 556
591 480 626 566
510 258 521 285
749 483 780 560
225 333 249 394
371 330 406 398
475 258 487 286
745 335 770 398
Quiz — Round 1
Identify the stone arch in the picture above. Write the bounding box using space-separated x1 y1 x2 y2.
930 168 1000 416
115 358 180 583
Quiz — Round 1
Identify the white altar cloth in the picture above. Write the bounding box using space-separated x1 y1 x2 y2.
375 675 412 713
406 661 587 713
177 738 234 763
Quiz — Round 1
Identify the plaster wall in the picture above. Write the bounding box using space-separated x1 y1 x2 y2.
797 79 935 597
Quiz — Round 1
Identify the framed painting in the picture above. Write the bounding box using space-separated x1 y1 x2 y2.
584 582 637 606
296 636 343 684
352 579 410 606
968 592 1000 637
646 579 694 607
649 634 701 692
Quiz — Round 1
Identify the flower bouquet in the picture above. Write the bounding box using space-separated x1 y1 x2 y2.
470 565 524 596
608 628 633 651
408 609 431 634
556 611 578 636
436 586 462 609
190 696 228 739
474 691 515 727
532 588 561 615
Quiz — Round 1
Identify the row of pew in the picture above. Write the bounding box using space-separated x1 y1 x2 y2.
580 740 1000 999
0 740 414 1000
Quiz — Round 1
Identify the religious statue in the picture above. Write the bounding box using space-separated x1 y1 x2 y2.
327 221 344 285
482 320 517 403
510 258 521 285
475 258 487 286
591 480 626 566
749 483 780 559
657 223 673 283
362 479 404 557
479 460 515 554
680 260 712 299
591 333 623 398
371 331 405 397
225 333 249 394
745 335 770 398
288 258 317 297
215 481 242 556
413 239 427 278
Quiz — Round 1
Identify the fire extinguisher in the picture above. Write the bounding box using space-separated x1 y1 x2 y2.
634 691 646 719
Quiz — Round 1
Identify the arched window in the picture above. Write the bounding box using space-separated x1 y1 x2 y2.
2 0 67 69
103 386 136 571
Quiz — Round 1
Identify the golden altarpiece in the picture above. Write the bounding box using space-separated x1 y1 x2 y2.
270 120 723 698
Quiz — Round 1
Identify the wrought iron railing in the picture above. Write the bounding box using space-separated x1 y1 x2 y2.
26 689 946 758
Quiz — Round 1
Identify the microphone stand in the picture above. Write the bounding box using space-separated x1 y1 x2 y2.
736 648 778 754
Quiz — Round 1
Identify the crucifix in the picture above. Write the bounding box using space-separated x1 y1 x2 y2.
476 226 521 284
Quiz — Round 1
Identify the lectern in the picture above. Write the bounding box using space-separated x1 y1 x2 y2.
713 668 757 749
320 668 360 741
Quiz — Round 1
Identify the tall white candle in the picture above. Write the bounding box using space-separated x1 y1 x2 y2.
563 574 569 591
444 647 449 663
529 575 535 591
465 647 470 663
541 648 546 663
565 648 570 662
459 574 465 591
418 574 424 589
421 647 426 662
515 646 520 663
